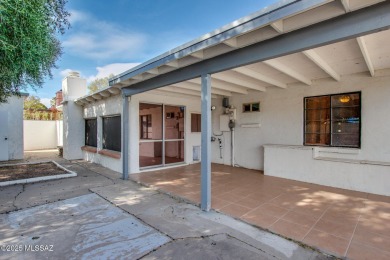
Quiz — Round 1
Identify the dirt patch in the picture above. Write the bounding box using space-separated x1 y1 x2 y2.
0 162 68 182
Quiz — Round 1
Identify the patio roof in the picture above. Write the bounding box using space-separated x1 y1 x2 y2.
74 0 388 104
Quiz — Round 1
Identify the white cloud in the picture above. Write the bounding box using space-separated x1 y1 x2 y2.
60 69 77 78
63 11 148 61
87 63 140 82
68 10 89 25
41 98 52 108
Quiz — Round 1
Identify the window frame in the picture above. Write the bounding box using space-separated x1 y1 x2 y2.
303 91 361 148
191 113 201 133
140 114 152 139
85 118 97 148
102 115 121 152
242 102 260 113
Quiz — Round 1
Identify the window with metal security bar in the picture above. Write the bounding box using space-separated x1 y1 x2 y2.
102 116 121 152
85 119 97 147
304 92 361 148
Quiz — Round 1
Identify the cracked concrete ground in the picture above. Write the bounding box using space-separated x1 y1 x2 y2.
0 160 121 213
0 156 334 259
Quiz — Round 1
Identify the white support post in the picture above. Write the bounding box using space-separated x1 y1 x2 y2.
201 74 212 211
128 96 139 174
122 94 129 180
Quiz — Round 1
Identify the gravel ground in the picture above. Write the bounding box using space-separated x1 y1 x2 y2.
0 162 67 182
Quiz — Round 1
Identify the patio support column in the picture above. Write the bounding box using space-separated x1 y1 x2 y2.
122 94 129 180
201 74 212 211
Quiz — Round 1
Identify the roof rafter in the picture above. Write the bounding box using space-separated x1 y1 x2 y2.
92 94 102 100
191 50 204 59
158 86 218 98
233 67 287 88
150 89 218 99
212 73 267 92
174 82 232 96
303 49 340 81
189 78 248 94
166 60 180 68
99 91 111 98
341 0 351 12
263 59 312 85
223 38 238 48
356 36 375 77
270 20 284 33
108 88 121 94
147 68 160 75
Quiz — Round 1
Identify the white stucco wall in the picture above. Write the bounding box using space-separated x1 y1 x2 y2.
82 92 202 174
209 70 390 195
62 75 87 160
0 95 25 160
24 120 63 150
264 145 390 196
83 94 122 173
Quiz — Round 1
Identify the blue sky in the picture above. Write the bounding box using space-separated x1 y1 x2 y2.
35 0 278 106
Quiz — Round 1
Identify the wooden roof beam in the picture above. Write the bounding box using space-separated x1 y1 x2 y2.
263 59 312 85
357 36 375 77
303 49 341 81
233 67 287 88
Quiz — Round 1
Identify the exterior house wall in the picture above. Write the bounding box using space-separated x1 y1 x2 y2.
24 120 63 150
0 95 25 160
83 95 122 173
74 70 390 194
82 92 201 174
210 71 390 195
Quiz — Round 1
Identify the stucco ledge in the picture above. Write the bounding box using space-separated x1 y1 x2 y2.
98 149 121 159
81 146 98 153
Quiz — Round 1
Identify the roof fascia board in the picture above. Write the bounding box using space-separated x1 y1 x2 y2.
122 1 390 97
110 0 330 85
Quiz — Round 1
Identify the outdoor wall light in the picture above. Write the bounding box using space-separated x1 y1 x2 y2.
211 105 216 111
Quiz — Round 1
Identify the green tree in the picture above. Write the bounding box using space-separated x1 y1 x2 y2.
24 95 47 110
0 0 70 103
88 74 114 93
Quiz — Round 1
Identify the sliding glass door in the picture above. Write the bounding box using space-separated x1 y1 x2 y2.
139 103 185 168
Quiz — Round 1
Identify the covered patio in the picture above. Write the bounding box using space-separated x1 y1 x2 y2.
69 2 390 258
131 164 390 259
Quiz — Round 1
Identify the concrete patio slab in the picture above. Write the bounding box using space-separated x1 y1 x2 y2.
91 183 331 260
0 193 171 260
142 234 278 260
0 160 333 259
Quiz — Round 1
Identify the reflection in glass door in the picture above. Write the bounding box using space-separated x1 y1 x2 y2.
139 103 185 168
164 105 185 165
139 103 163 168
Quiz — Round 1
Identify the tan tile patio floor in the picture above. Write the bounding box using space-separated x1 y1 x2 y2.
131 163 390 260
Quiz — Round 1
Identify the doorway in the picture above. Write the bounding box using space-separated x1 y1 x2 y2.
139 103 185 168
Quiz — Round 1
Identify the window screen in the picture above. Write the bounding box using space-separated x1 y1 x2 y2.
102 116 121 152
85 119 97 147
304 92 360 148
